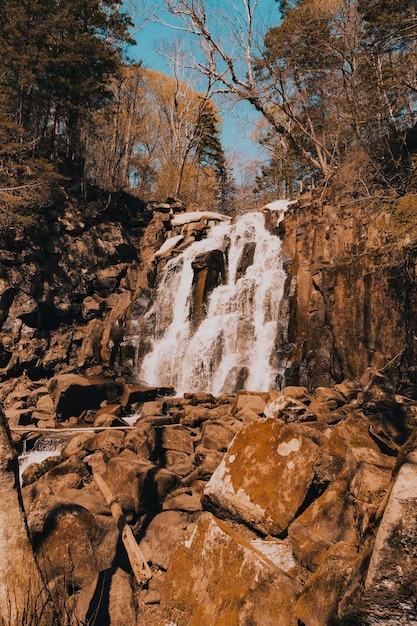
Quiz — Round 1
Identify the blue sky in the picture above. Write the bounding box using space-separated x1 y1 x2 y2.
127 1 280 171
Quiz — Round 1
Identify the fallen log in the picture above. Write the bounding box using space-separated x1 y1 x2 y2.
85 452 152 586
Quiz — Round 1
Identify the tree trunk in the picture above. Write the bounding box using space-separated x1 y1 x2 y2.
0 408 54 625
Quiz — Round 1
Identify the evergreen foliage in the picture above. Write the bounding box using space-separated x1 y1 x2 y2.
0 0 134 199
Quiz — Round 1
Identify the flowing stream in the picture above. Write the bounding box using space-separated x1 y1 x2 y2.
18 436 65 483
138 205 289 396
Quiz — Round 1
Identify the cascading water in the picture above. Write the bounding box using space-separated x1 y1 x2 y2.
18 436 65 483
138 204 290 396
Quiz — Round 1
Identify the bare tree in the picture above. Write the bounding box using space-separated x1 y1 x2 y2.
141 0 340 181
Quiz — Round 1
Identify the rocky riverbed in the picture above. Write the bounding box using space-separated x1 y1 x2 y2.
3 360 415 625
2 187 417 624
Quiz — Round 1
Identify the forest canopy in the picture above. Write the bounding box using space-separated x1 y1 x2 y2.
1 0 416 214
155 0 417 198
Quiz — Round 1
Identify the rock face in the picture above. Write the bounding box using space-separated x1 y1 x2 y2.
278 191 417 388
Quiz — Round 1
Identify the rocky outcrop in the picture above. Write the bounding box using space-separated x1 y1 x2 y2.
0 187 193 384
279 191 417 389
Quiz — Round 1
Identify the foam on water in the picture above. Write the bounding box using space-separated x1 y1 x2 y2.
137 205 290 395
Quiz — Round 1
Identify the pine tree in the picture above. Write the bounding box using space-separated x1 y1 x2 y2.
0 0 134 185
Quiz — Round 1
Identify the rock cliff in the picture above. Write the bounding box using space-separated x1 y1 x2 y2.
277 191 417 389
1 187 417 625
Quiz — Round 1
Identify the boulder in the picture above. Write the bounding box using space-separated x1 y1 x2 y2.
184 448 224 485
141 399 165 417
288 480 359 569
340 446 417 625
62 432 93 457
104 451 178 515
183 391 216 405
93 413 126 428
124 422 154 460
200 420 237 451
232 393 266 415
264 395 317 422
151 424 194 455
81 294 105 320
181 404 213 426
163 450 194 477
86 429 126 456
234 407 261 424
0 408 55 626
138 510 195 570
162 490 202 513
36 504 120 590
203 419 320 536
75 567 138 626
48 374 123 419
161 513 301 625
295 542 358 626
120 383 175 409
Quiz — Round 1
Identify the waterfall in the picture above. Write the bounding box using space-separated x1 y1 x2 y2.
19 437 65 483
138 205 289 396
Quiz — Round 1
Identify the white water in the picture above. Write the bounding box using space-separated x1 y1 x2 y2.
138 208 289 396
18 437 65 483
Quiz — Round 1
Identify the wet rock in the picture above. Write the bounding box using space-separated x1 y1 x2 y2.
190 249 225 329
235 241 256 280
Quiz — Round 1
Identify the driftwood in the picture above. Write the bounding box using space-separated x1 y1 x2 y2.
85 452 152 586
